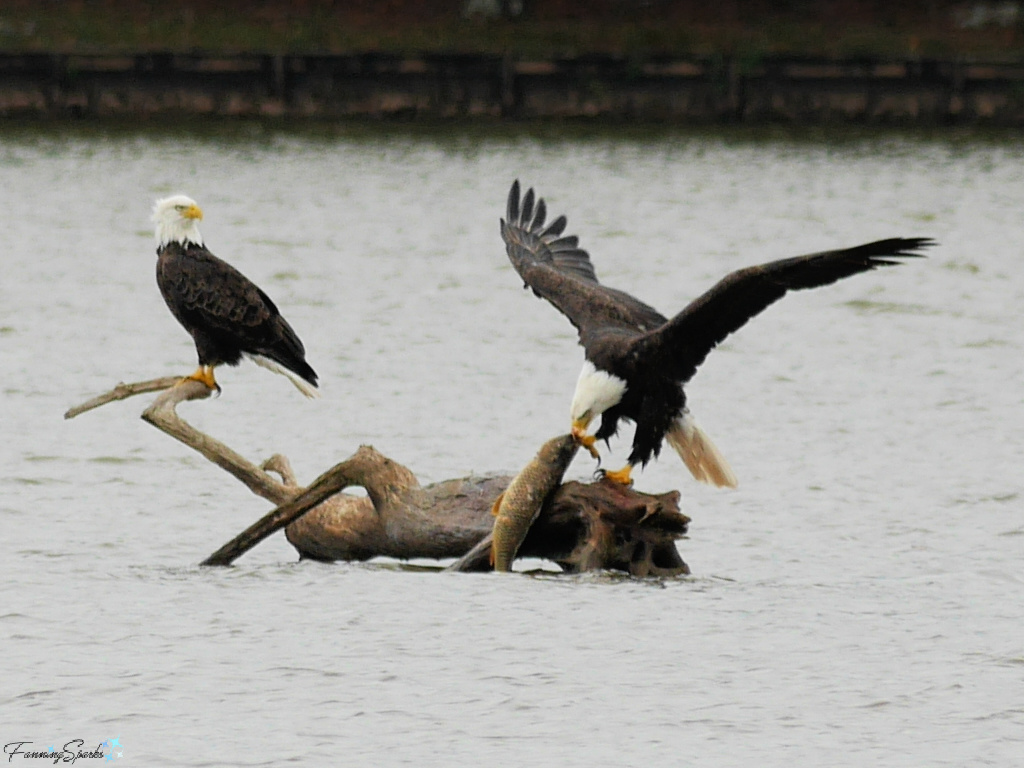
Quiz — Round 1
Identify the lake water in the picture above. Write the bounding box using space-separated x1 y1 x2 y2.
1 123 1022 766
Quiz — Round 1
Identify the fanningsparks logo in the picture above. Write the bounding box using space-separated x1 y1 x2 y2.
4 738 124 763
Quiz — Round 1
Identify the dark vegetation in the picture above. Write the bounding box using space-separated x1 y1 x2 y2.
1 1 1022 59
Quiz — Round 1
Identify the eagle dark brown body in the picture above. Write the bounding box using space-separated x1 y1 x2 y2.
156 241 316 389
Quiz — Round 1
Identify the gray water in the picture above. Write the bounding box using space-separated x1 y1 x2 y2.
1 124 1022 766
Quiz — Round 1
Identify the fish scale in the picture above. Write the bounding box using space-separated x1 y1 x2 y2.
491 434 579 572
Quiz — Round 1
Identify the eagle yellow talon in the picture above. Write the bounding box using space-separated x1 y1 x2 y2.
571 425 601 460
603 465 634 486
184 365 220 392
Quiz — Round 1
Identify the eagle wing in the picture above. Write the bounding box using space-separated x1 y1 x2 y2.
158 245 310 370
501 180 668 339
632 237 935 384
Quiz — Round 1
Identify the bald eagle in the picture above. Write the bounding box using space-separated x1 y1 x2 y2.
152 195 318 398
501 180 932 486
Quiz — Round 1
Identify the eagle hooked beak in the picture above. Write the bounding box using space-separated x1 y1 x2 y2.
183 203 203 220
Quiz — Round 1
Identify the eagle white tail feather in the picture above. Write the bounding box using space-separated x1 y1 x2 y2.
248 354 320 399
666 413 737 488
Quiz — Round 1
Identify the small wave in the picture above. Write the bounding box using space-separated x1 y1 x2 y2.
843 299 942 315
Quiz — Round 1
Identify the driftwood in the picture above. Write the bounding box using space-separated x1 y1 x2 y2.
65 377 691 576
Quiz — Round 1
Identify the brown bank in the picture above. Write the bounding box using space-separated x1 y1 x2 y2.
2 51 1024 123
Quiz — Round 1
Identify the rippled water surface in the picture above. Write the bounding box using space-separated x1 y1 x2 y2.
2 124 1022 766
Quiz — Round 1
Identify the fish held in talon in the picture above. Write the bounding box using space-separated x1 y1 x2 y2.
152 194 319 399
499 179 933 488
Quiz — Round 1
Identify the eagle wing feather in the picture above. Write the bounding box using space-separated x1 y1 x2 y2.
158 245 311 377
501 180 667 339
633 237 935 383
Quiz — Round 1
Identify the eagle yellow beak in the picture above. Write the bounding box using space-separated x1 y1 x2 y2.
183 204 203 220
572 412 594 432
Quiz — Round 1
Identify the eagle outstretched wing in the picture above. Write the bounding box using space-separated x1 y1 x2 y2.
634 237 935 384
501 180 933 387
500 180 667 338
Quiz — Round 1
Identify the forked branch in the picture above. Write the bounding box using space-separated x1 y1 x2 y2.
66 376 290 504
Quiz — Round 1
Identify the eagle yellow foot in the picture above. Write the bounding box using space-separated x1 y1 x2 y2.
602 464 634 486
570 426 602 461
184 366 221 393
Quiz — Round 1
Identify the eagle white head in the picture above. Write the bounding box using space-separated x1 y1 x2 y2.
570 360 628 430
152 194 204 247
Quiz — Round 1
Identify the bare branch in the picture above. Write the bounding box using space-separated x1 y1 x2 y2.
261 454 299 486
63 376 182 419
141 379 292 505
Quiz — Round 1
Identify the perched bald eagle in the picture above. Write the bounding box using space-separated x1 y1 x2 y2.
152 195 318 398
501 180 932 486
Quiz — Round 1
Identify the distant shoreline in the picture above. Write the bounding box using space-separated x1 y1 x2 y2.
2 52 1023 124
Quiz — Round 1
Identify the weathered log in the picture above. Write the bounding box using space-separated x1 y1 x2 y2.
65 377 691 575
203 445 502 566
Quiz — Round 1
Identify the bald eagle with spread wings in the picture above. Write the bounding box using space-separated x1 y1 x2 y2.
152 195 318 398
501 180 932 486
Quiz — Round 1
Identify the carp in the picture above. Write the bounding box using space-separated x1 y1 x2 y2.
491 434 579 572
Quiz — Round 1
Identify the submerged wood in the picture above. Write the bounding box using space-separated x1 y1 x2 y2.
65 377 691 575
449 480 690 577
